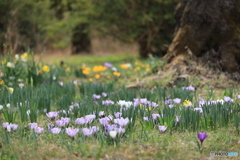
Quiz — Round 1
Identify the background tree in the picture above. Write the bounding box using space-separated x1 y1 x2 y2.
93 0 177 58
163 0 240 73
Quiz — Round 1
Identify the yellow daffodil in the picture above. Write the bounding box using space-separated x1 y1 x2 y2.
42 65 50 72
21 53 28 62
65 67 71 72
0 80 4 85
95 74 101 79
113 71 121 77
8 87 14 94
88 78 93 82
183 100 192 107
93 66 107 72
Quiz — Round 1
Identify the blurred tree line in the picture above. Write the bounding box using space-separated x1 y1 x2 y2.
0 0 177 58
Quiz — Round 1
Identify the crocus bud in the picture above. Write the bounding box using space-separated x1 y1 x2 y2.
109 130 117 139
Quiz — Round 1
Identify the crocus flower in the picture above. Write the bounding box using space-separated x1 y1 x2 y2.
35 127 44 134
117 100 133 108
66 127 79 138
224 96 234 102
81 128 93 136
152 114 160 120
114 112 122 118
158 125 167 132
143 117 149 121
75 117 87 125
109 130 117 139
99 111 105 117
102 92 108 97
104 62 113 67
173 98 181 104
46 111 58 120
102 100 114 105
28 123 38 130
93 94 101 99
197 132 208 144
114 117 129 127
50 127 61 134
99 117 109 126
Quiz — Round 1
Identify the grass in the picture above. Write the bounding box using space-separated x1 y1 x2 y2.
0 53 240 160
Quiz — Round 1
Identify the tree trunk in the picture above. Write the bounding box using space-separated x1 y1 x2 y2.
71 23 91 54
163 0 240 73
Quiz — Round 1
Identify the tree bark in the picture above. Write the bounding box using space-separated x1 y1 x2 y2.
71 23 91 54
163 0 240 73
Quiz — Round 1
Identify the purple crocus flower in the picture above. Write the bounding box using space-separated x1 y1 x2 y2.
224 96 234 103
102 92 108 97
104 124 117 131
48 124 55 131
55 120 66 127
194 108 203 114
173 98 181 104
28 123 38 130
158 125 167 132
152 114 160 120
237 95 240 99
102 100 114 105
85 114 96 123
115 126 125 134
66 127 79 138
81 128 93 136
99 117 109 126
104 62 113 67
114 112 122 118
197 132 208 144
75 117 86 125
35 127 44 134
93 94 101 99
50 127 61 134
46 111 58 120
168 104 174 108
114 117 129 127
99 111 105 117
90 126 100 133
143 117 149 121
2 122 9 128
165 99 173 105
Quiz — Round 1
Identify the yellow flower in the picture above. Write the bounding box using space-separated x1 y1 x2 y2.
0 80 4 85
88 78 93 82
21 53 28 62
7 87 14 94
113 71 121 77
183 100 192 107
146 67 151 72
65 67 71 72
134 67 141 71
42 65 50 72
82 69 90 75
93 66 107 72
120 64 128 69
37 70 43 74
1 59 6 65
95 74 101 79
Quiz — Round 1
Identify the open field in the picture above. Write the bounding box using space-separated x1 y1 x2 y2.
0 53 240 160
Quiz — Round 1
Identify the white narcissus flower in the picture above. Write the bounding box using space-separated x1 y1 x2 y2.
0 105 3 110
6 62 15 68
109 130 117 139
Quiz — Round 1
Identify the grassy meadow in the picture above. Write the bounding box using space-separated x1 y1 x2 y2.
0 52 239 160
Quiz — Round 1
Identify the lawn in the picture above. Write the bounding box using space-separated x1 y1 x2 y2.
0 52 239 160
